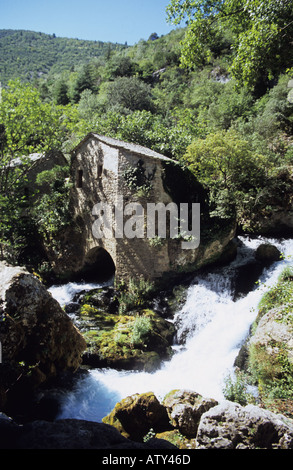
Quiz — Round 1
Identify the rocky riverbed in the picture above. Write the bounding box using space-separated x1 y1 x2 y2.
1 389 293 449
1 241 293 450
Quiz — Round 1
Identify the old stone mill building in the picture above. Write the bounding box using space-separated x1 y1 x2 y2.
63 133 236 285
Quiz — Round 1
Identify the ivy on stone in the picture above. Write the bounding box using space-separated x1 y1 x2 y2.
122 159 156 196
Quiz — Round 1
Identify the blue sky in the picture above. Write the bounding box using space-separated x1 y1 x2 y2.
0 0 178 45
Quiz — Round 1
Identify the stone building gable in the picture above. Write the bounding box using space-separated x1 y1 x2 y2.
67 134 236 285
72 133 172 163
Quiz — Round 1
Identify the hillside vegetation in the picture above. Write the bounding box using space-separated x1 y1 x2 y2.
0 29 126 84
0 0 293 271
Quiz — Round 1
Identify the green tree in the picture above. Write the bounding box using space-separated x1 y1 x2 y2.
183 129 265 188
105 55 138 79
234 74 293 161
95 109 194 159
0 80 82 260
182 129 268 220
205 79 254 130
78 89 101 122
33 165 72 239
152 66 188 116
71 63 97 103
106 76 153 112
53 78 70 105
166 0 293 90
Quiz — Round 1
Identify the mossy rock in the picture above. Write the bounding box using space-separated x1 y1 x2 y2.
78 286 119 314
75 304 118 333
81 309 175 371
155 430 195 449
255 244 282 264
249 306 293 386
102 392 171 441
162 389 218 437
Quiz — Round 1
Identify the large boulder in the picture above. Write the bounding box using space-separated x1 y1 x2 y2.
251 307 293 358
102 392 171 441
0 413 177 449
81 308 175 372
102 389 218 446
195 401 293 449
0 262 87 415
103 389 293 450
162 389 218 437
248 306 293 384
255 243 282 263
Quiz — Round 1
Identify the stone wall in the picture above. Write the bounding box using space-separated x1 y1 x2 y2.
68 134 236 284
70 136 119 278
115 148 174 282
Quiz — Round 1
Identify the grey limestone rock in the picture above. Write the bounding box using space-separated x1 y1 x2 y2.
195 400 293 449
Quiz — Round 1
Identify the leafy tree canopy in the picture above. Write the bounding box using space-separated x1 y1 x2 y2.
0 80 87 260
0 29 126 84
106 76 153 112
181 128 268 220
166 0 293 90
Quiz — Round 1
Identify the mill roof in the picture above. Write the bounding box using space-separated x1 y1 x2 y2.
72 133 173 162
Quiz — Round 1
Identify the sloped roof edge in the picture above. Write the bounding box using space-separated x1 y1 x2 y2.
71 133 173 162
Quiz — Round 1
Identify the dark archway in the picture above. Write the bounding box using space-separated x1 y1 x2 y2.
80 247 115 282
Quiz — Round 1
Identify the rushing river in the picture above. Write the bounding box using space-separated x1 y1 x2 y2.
48 236 293 423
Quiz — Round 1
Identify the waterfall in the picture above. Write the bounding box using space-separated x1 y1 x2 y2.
50 236 293 423
48 279 113 307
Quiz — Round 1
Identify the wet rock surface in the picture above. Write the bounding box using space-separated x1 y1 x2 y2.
3 390 293 449
0 413 177 449
0 262 87 421
195 400 293 449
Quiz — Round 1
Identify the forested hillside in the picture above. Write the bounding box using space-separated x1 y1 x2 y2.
0 29 126 83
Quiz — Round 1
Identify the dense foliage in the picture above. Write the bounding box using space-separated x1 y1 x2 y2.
0 29 126 84
0 80 86 264
0 1 292 268
166 0 293 91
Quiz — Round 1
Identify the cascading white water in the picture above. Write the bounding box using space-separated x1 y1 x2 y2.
50 236 293 423
48 280 113 306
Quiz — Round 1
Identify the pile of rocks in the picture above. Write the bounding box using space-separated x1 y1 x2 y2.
1 389 293 449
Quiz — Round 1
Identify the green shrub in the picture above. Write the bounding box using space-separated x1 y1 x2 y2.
80 304 99 316
257 279 293 317
223 370 252 406
117 277 154 314
249 343 293 401
278 266 293 283
130 316 152 346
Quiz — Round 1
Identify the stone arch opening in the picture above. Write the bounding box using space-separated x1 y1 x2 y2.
81 247 115 282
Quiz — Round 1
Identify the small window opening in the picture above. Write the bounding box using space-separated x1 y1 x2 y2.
98 164 103 178
77 169 83 188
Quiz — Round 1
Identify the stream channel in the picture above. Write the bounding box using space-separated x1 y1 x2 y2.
48 235 293 423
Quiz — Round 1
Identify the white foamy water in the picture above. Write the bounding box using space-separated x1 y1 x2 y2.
54 236 293 422
48 279 113 307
